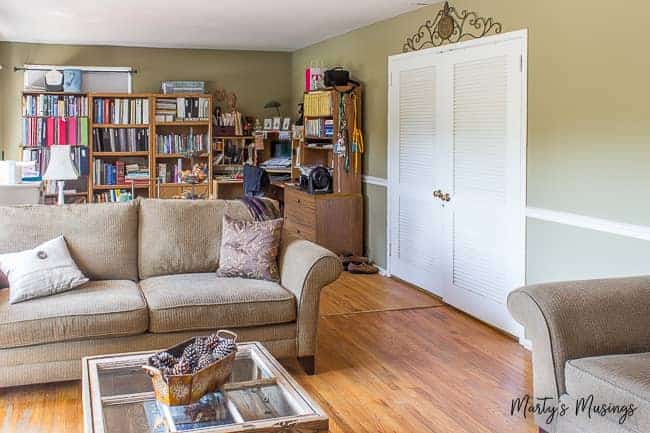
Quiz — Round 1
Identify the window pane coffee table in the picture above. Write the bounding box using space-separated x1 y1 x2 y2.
82 342 328 433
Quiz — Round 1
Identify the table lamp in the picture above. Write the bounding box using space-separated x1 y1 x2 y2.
43 145 78 205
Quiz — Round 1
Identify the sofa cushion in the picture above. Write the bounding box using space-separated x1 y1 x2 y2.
0 280 148 349
0 202 139 281
140 273 296 333
0 235 89 304
138 199 262 280
565 352 650 433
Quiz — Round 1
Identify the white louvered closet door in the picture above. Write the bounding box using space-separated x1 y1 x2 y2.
439 38 525 334
388 53 446 294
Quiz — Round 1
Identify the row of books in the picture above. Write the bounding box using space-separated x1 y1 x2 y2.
93 128 149 153
93 98 150 125
93 160 150 185
304 91 333 117
156 131 208 154
160 81 206 94
157 160 185 184
94 190 135 203
155 97 210 122
22 95 89 118
22 117 89 147
21 146 89 177
305 118 334 137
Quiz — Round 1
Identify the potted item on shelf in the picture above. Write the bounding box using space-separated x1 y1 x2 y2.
142 330 238 406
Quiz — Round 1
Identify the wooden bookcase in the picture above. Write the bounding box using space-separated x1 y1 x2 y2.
88 93 153 202
151 94 213 199
87 93 214 201
285 86 365 256
296 87 363 194
20 91 91 200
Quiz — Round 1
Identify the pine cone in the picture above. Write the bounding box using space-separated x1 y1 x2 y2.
182 344 199 369
157 351 177 368
196 354 215 371
172 359 192 375
206 334 221 350
193 337 211 357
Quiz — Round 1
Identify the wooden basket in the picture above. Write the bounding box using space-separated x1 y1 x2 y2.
142 330 237 406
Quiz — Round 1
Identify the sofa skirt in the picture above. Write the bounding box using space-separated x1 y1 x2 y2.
0 324 297 387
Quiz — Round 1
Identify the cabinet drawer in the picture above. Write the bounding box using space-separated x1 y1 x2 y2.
284 188 316 226
283 220 316 242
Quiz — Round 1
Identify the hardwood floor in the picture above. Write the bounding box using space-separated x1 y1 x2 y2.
0 272 536 433
320 273 443 316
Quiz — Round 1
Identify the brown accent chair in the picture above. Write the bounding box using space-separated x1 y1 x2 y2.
508 277 650 433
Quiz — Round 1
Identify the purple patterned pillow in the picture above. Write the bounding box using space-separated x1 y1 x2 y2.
0 271 7 289
216 216 283 282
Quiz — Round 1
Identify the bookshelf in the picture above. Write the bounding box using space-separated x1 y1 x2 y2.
20 91 90 198
152 94 212 199
295 87 363 194
89 93 152 203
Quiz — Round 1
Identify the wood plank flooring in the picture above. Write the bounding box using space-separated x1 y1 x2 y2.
0 272 536 433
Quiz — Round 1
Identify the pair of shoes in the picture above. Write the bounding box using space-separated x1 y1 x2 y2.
339 254 369 268
348 262 379 274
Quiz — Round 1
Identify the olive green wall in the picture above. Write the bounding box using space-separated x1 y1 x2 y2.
0 42 292 160
291 0 650 275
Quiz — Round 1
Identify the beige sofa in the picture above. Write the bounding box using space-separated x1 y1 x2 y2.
508 277 650 433
0 199 342 388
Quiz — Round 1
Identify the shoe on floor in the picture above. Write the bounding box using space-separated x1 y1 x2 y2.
348 262 379 274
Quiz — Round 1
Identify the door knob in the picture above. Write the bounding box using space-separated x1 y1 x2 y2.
441 193 451 202
433 189 443 198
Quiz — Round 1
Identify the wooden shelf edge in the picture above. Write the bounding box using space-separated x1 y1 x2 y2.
92 124 149 128
155 121 210 126
93 184 150 190
23 91 87 96
92 152 149 157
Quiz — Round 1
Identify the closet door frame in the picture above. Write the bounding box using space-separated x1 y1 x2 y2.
387 29 528 311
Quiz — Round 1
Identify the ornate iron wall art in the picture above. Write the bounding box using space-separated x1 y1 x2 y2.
403 2 502 52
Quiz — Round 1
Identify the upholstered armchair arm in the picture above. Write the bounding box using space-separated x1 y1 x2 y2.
508 276 650 404
279 234 342 359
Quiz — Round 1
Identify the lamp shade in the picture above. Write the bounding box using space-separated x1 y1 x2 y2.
43 145 79 181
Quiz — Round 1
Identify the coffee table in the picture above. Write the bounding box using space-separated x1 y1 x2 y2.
82 342 328 433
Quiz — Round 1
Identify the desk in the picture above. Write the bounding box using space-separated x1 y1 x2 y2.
0 183 41 205
212 179 287 205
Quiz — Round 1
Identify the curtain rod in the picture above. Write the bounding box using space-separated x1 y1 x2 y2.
13 66 138 73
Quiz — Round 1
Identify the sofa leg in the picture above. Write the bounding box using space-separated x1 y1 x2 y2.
298 356 315 375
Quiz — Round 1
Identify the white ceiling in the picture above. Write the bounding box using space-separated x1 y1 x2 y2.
0 0 429 51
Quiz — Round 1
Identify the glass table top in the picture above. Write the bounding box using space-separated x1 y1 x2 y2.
84 343 326 433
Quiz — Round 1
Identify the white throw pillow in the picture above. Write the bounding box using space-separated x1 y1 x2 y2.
0 235 89 304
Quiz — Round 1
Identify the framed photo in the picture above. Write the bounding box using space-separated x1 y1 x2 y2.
272 117 282 130
281 117 291 131
263 118 273 130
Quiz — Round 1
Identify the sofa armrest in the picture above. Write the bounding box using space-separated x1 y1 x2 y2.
279 234 342 357
508 276 650 403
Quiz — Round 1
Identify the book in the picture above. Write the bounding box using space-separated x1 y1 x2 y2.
93 98 149 125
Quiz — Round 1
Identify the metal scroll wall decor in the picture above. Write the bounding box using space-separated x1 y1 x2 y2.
403 2 502 52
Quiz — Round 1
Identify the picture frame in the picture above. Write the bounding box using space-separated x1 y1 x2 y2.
282 117 291 131
263 118 273 130
272 117 282 130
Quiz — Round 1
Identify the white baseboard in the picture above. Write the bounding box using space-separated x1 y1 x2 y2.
374 265 390 277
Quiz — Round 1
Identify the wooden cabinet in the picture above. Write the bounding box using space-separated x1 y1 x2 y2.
284 186 363 256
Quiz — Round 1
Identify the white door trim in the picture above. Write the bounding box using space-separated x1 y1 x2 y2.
387 29 529 277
